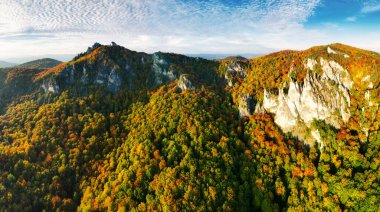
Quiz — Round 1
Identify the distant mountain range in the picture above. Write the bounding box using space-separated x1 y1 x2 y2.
0 60 17 68
15 58 62 69
186 53 260 60
0 58 63 69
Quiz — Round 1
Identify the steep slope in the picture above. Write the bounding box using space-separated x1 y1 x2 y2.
16 58 62 69
0 43 236 211
35 43 222 95
0 43 222 114
0 67 44 113
233 43 380 145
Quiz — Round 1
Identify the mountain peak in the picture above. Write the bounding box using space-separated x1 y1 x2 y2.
34 43 221 95
222 55 248 61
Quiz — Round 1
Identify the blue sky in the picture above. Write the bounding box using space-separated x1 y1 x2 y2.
307 0 380 28
0 0 379 62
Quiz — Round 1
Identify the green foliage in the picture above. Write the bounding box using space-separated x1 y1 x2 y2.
0 43 380 211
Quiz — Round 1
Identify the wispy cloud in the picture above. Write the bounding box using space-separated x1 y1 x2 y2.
2 0 376 60
0 0 321 35
346 16 357 22
362 3 380 13
0 0 324 58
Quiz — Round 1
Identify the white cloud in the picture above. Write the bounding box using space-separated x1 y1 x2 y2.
0 0 321 34
1 0 355 60
346 16 357 22
362 3 380 13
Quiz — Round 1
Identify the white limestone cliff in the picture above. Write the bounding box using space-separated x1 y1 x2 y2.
262 57 353 145
239 94 254 118
327 46 350 58
152 53 176 85
177 75 194 91
225 61 247 87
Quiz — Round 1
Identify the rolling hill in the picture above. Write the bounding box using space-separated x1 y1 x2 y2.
16 58 62 69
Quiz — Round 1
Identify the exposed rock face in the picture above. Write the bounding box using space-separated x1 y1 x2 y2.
81 66 89 84
306 58 317 70
225 61 247 87
327 46 350 58
227 61 246 74
40 45 219 95
320 58 353 89
254 103 266 114
263 58 353 143
152 53 176 85
362 75 374 89
42 78 59 94
311 129 324 149
37 43 225 97
108 68 122 93
41 45 132 95
327 46 338 55
239 94 255 118
42 62 124 94
177 75 193 91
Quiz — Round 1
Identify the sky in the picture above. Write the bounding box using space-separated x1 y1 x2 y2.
0 0 379 62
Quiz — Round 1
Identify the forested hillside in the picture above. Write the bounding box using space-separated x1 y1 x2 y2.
0 43 379 211
16 58 62 69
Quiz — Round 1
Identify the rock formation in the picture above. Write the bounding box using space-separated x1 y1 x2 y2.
224 61 247 87
177 74 194 91
152 52 176 85
42 78 59 94
238 94 255 118
262 56 353 144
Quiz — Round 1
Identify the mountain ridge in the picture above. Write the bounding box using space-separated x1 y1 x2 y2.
0 42 379 211
0 60 17 68
2 42 378 145
16 58 62 69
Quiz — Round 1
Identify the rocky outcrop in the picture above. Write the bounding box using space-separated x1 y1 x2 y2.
177 75 193 91
238 94 255 118
107 68 122 93
327 46 338 55
227 61 246 74
152 53 176 85
306 58 317 70
238 93 266 117
42 78 59 94
39 43 220 95
262 58 353 144
80 66 89 84
42 62 124 94
254 103 266 114
320 58 353 90
225 61 247 87
327 46 350 58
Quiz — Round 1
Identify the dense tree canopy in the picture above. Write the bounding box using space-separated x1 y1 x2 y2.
0 43 379 211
